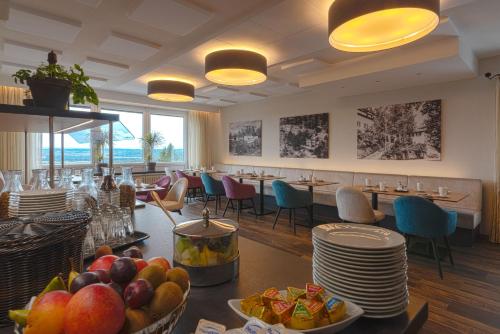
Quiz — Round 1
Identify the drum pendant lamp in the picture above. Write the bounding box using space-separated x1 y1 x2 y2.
147 80 194 102
328 0 440 52
205 49 267 86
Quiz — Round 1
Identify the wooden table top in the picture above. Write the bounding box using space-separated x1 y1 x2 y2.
182 169 220 174
289 180 339 187
359 186 469 203
0 204 428 333
135 185 165 193
230 174 286 181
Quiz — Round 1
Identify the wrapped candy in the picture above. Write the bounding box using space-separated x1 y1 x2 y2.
241 294 262 315
306 283 324 301
324 295 347 323
270 300 295 324
262 288 283 306
286 287 306 302
289 300 315 330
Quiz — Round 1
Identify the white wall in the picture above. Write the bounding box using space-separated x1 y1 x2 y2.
213 77 497 235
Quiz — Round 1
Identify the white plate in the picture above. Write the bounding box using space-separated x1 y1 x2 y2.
312 270 407 294
227 290 364 334
311 268 407 289
12 190 67 197
315 246 407 262
313 263 407 281
312 224 405 250
312 237 406 255
312 251 406 268
313 254 406 273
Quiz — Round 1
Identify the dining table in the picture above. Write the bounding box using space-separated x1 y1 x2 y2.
135 185 165 194
288 180 339 225
359 186 469 210
230 174 286 216
181 169 220 176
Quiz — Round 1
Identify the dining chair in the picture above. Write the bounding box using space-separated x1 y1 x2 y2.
336 186 385 224
221 175 257 221
176 170 204 202
136 175 171 202
200 172 226 214
393 196 457 279
272 180 313 234
151 178 188 215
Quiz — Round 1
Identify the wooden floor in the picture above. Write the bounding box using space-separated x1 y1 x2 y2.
179 199 500 334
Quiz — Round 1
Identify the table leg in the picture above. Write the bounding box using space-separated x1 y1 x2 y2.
248 179 275 216
239 178 243 183
372 192 378 210
309 186 314 224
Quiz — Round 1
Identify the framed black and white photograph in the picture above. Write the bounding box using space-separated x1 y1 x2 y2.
357 99 441 160
229 120 262 156
279 113 329 158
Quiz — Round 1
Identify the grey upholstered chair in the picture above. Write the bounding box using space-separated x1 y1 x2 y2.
336 186 385 224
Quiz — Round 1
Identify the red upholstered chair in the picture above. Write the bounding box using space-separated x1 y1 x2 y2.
176 170 204 202
221 175 257 221
136 175 171 202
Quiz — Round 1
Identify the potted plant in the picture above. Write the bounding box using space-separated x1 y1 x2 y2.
141 132 164 172
12 51 98 109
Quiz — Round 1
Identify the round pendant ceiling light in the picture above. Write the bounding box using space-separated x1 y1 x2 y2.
147 80 194 102
328 0 440 52
205 49 267 86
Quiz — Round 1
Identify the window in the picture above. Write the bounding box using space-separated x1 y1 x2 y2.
41 106 92 165
101 109 143 164
150 114 185 163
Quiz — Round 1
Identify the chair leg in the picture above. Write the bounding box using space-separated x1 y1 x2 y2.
443 236 454 266
223 199 231 217
176 209 182 215
431 238 443 279
203 195 209 209
250 198 258 219
230 199 235 211
237 200 241 221
215 195 219 215
288 209 292 226
273 207 282 230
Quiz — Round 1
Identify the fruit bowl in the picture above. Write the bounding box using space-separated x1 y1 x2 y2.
13 283 190 334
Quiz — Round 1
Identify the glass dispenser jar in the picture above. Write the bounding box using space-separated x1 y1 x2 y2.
0 170 23 219
30 169 51 190
57 168 75 211
75 168 98 210
99 167 119 207
173 208 239 286
119 167 136 213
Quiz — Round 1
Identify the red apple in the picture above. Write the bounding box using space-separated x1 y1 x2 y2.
147 256 171 272
88 255 118 272
25 290 72 334
64 283 125 334
133 259 148 273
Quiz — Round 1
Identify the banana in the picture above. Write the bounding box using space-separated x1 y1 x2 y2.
68 270 79 291
8 309 29 326
36 274 66 301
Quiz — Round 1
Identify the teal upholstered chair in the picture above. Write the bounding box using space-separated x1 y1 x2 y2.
201 173 226 214
272 180 313 234
393 196 457 279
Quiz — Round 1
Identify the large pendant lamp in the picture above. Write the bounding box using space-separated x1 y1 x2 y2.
205 49 267 86
147 80 194 102
328 0 440 52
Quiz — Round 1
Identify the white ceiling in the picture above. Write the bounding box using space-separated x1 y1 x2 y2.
0 0 499 112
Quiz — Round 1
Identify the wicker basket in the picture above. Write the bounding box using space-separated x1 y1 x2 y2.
14 284 190 334
0 211 91 327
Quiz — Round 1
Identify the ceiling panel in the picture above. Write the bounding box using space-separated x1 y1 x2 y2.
3 40 61 65
88 76 108 88
206 98 236 107
192 95 210 103
280 58 331 76
99 32 160 61
199 85 238 98
129 0 213 36
76 0 103 8
1 61 37 75
81 57 129 77
5 5 82 43
229 92 267 103
261 83 305 96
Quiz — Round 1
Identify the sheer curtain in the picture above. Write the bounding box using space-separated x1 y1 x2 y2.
187 110 217 168
0 86 41 183
491 78 500 243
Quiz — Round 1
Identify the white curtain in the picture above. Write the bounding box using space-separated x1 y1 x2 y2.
491 78 500 243
0 86 41 183
187 110 217 168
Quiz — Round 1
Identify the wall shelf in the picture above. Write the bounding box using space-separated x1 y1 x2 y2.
0 104 120 186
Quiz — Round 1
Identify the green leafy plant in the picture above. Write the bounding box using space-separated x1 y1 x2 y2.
140 131 164 163
12 63 99 105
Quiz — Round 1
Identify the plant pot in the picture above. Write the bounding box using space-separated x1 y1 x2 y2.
28 78 71 109
146 162 156 172
95 162 108 175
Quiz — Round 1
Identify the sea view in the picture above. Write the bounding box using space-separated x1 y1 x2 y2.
41 148 184 165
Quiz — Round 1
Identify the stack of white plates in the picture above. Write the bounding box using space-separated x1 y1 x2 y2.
8 190 68 217
312 223 408 318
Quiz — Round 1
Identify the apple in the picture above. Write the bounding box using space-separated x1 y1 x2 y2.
64 284 125 334
124 279 154 309
147 256 171 272
25 290 72 334
88 255 118 272
133 259 148 273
